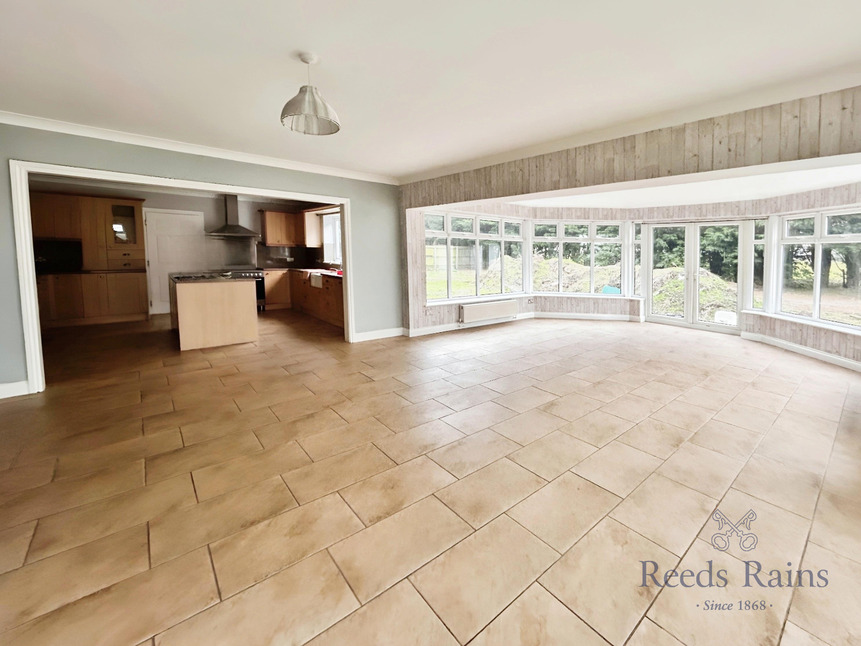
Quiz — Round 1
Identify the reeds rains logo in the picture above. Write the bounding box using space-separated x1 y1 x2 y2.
640 507 829 589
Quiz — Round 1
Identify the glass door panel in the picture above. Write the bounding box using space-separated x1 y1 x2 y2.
697 224 739 326
651 226 686 318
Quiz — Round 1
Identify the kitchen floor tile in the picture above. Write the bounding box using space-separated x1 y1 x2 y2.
282 444 394 504
427 429 519 478
440 401 516 435
561 409 635 447
298 418 393 461
0 522 36 575
657 442 744 498
145 432 261 484
572 440 662 497
508 430 595 480
374 420 464 463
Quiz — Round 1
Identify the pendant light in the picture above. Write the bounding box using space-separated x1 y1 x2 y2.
280 52 340 136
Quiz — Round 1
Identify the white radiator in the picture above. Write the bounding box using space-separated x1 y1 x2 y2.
460 300 519 324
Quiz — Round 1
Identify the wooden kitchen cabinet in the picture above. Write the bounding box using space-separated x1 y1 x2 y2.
290 271 343 328
104 199 145 250
261 210 323 247
39 272 148 327
80 197 109 270
300 211 322 248
30 193 82 240
106 273 148 315
263 270 291 309
81 273 110 318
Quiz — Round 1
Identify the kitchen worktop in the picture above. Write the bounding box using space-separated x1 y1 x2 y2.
37 269 147 276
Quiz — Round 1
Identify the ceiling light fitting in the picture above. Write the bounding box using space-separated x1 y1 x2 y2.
280 52 340 136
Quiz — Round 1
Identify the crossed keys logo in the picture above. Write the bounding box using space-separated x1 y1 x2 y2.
710 509 758 552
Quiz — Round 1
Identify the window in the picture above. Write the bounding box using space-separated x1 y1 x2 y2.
322 212 342 265
751 219 766 309
533 221 623 295
424 212 525 301
633 224 642 296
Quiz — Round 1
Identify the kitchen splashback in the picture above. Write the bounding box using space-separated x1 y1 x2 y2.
257 244 320 268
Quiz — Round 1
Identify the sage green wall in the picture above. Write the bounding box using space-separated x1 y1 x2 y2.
0 123 402 384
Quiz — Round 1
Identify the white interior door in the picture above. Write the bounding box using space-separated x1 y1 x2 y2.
144 209 206 314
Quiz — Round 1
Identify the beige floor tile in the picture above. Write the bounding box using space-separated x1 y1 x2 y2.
0 461 55 498
572 441 662 497
626 619 685 646
732 387 789 414
570 363 619 383
56 431 182 479
2 548 218 646
142 401 237 435
713 401 777 433
657 442 744 498
179 407 278 445
192 441 310 501
375 399 453 433
0 522 36 575
435 458 545 528
410 515 557 644
779 622 830 646
630 380 684 405
494 386 558 413
699 374 748 396
150 476 296 566
283 444 394 504
536 374 592 397
339 376 403 401
540 517 677 646
509 472 619 551
733 454 822 519
0 461 144 531
509 430 595 480
395 379 461 404
470 583 606 646
0 524 148 632
571 378 633 403
491 409 568 445
298 418 393 461
676 385 735 411
254 408 347 448
611 474 716 555
156 551 358 646
600 393 663 423
647 539 794 646
539 392 601 422
146 432 261 484
332 392 410 423
435 385 500 411
810 489 861 563
440 401 516 435
428 429 519 478
561 409 634 447
210 493 363 597
374 420 464 463
689 419 761 460
618 418 692 459
340 456 455 525
650 399 714 432
306 581 458 646
755 427 832 475
786 393 844 422
484 373 542 394
27 474 196 562
773 409 839 440
444 368 501 388
330 496 471 602
394 367 453 387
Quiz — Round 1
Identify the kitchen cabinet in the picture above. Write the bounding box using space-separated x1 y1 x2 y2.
39 272 148 327
107 248 146 270
263 270 291 309
261 210 323 248
300 211 323 248
81 273 110 318
80 197 109 270
104 199 145 250
290 270 343 328
106 273 148 315
30 193 82 240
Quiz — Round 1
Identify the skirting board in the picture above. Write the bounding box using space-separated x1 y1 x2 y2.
407 312 642 337
741 332 861 373
351 327 407 343
0 380 30 400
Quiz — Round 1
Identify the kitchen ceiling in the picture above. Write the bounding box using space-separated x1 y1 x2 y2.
3 1 861 184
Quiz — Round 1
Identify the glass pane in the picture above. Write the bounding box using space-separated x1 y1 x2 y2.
534 223 557 237
754 219 767 240
504 221 521 237
596 224 620 238
111 205 137 245
780 243 816 316
698 225 739 325
450 217 474 234
634 243 642 296
562 242 590 293
478 240 502 295
424 214 444 232
450 238 476 297
634 223 642 240
504 242 523 293
479 219 499 235
785 217 815 237
820 243 861 326
564 223 589 238
652 227 686 318
532 242 559 291
752 244 765 309
594 243 622 294
826 214 861 235
425 237 447 300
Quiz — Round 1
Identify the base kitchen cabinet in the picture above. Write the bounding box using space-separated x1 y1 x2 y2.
263 270 291 309
40 272 148 327
290 270 343 328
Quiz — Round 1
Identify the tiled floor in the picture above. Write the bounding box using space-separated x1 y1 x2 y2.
0 311 859 645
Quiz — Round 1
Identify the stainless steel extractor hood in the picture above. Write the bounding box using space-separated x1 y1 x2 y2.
208 195 260 238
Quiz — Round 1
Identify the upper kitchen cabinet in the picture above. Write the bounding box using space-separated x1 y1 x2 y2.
30 193 82 240
260 210 323 248
104 198 144 250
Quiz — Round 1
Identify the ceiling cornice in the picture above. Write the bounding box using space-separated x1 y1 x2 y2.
0 110 400 186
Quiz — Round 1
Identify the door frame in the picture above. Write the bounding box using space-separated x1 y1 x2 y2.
644 221 747 333
10 159 357 396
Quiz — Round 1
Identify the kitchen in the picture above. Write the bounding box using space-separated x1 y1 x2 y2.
29 177 347 363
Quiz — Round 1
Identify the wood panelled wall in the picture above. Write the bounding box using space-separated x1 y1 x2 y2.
742 313 861 363
402 86 861 210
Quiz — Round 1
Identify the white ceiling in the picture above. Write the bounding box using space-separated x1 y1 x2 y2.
512 164 861 209
3 1 861 184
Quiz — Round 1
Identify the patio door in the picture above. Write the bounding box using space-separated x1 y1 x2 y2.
646 223 741 329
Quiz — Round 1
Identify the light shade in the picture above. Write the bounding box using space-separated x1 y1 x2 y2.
280 85 340 135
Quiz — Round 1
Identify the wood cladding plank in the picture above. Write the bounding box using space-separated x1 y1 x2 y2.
684 122 699 173
780 99 801 161
819 90 842 156
799 96 820 159
728 111 746 168
697 118 714 172
744 108 763 166
712 115 729 170
761 104 781 164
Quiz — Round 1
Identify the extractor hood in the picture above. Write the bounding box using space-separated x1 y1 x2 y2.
208 195 260 238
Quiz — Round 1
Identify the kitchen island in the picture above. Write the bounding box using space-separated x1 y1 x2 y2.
169 273 258 350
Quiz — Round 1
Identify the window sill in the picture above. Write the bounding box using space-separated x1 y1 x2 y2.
425 293 644 307
741 310 861 337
